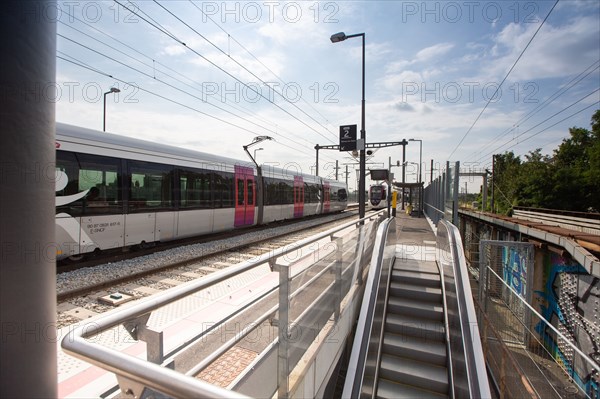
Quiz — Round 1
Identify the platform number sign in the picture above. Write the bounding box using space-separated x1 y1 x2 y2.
339 124 357 151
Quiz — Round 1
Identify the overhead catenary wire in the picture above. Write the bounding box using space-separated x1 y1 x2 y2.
447 0 560 160
58 21 271 126
58 34 306 148
113 0 337 145
471 88 600 163
492 101 599 152
56 11 311 145
466 59 600 163
57 52 323 158
187 0 335 134
56 14 342 163
472 101 600 169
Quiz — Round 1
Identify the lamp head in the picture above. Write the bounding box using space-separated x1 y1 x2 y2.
110 87 121 93
330 32 347 43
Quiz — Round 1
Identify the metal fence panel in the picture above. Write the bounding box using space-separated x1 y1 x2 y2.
479 240 534 345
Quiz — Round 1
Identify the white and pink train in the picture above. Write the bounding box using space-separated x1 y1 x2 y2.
55 123 348 260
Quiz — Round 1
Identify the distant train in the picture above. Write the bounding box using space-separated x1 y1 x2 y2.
368 182 390 210
55 123 348 260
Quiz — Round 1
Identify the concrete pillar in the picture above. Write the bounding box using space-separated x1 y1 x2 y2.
529 247 546 351
1 1 57 397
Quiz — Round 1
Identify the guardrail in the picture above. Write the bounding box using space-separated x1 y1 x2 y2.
340 217 396 398
437 219 491 398
61 210 387 398
512 208 600 235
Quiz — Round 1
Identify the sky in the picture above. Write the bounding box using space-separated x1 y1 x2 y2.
55 0 600 193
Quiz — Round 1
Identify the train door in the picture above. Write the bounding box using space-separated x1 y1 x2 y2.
234 165 255 227
293 176 304 218
323 182 330 213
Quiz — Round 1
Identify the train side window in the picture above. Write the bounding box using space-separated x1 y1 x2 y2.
128 161 174 211
247 180 254 206
306 184 318 203
179 168 212 209
304 183 315 204
282 179 293 204
214 171 234 208
264 177 277 205
237 178 245 205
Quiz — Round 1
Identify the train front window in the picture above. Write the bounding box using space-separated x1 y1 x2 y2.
55 151 122 216
370 186 383 200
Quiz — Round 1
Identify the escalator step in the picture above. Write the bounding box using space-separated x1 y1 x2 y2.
391 269 441 288
389 281 442 302
379 353 448 394
385 313 445 342
387 295 444 321
377 378 448 399
383 332 446 366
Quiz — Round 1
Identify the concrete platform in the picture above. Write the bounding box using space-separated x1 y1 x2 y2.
394 211 437 263
57 236 338 398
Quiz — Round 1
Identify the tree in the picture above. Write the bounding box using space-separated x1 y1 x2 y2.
491 151 521 214
517 149 555 208
485 110 599 213
552 109 600 211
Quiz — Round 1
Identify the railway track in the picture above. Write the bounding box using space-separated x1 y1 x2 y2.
56 210 364 329
57 204 361 273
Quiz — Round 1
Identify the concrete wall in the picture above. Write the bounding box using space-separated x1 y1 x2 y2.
460 215 599 396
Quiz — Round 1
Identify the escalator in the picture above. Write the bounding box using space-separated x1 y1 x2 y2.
342 218 490 399
376 259 448 398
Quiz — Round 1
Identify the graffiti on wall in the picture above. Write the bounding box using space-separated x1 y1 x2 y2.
502 247 529 297
534 253 599 397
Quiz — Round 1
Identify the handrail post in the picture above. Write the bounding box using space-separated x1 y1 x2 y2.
500 350 507 398
335 236 343 321
123 313 164 364
355 225 366 286
276 264 291 398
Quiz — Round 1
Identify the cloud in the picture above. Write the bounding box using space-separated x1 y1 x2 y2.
414 42 455 62
487 16 600 81
377 70 423 92
393 102 415 112
385 42 455 73
163 45 186 56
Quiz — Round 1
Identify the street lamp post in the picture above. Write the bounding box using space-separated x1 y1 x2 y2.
243 136 273 169
409 138 422 184
404 162 420 182
253 148 263 162
331 31 366 219
103 87 120 132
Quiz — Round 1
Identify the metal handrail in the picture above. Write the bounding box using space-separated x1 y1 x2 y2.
433 246 455 399
369 219 396 398
425 202 445 215
61 210 385 398
439 219 491 398
341 217 395 398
